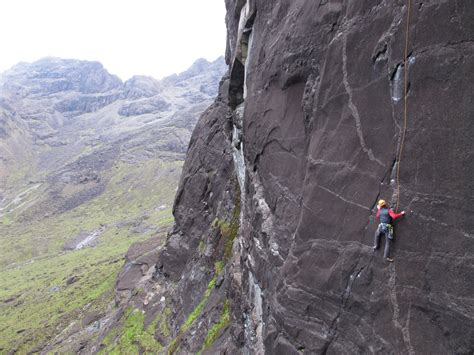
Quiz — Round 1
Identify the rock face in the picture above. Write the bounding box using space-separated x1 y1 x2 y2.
226 0 473 353
101 0 474 354
86 79 244 354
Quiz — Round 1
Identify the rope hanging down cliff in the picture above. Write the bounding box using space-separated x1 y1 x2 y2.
395 0 412 213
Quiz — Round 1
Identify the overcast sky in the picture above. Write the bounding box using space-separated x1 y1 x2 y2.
0 0 227 80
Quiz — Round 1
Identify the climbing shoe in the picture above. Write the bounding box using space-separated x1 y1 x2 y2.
386 257 394 262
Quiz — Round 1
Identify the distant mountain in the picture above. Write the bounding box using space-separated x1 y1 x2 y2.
0 56 226 202
0 56 226 353
0 58 122 96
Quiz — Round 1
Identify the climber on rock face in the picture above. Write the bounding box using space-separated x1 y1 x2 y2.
373 199 405 262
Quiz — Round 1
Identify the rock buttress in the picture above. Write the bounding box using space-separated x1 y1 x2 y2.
96 1 473 354
226 0 474 354
88 77 244 354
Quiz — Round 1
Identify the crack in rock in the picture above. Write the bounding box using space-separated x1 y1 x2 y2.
315 183 370 211
322 260 370 354
342 35 384 167
388 264 415 355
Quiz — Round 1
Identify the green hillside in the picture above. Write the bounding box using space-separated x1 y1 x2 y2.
0 157 181 353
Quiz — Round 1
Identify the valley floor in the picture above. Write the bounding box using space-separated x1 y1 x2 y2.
0 159 181 353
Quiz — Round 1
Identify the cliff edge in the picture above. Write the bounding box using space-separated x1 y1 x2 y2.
97 1 473 354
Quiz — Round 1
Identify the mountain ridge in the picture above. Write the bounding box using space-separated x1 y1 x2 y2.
0 55 226 353
0 56 226 200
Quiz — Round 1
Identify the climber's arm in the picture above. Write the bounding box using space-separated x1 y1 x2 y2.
389 209 405 220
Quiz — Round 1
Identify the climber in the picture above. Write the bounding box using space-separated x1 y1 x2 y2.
373 199 405 262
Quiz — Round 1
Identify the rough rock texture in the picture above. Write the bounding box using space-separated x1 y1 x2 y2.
86 79 244 354
225 0 474 354
88 1 473 354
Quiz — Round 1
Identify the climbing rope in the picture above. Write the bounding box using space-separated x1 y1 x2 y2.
396 0 412 212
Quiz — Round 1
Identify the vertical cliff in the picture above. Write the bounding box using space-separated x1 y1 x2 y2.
98 1 473 354
225 0 473 353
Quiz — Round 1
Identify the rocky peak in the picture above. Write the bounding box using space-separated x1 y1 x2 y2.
0 55 226 198
176 57 226 81
0 57 123 96
162 56 227 96
122 75 161 99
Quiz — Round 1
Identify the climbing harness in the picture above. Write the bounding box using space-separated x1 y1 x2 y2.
378 223 394 240
396 0 412 212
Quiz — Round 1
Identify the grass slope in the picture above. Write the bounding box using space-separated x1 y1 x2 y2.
0 158 182 353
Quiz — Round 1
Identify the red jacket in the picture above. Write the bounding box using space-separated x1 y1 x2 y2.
376 208 404 220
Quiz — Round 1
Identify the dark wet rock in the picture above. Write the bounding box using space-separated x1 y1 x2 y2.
66 276 79 285
1 294 21 304
158 100 235 281
215 274 225 288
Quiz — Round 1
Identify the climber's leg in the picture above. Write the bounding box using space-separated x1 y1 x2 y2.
384 235 392 260
373 224 382 250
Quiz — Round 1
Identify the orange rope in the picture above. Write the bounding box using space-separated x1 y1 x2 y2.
396 0 412 212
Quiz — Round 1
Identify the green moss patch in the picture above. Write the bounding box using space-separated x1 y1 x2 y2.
213 217 239 261
212 186 241 261
201 299 231 350
167 264 225 354
104 308 162 354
